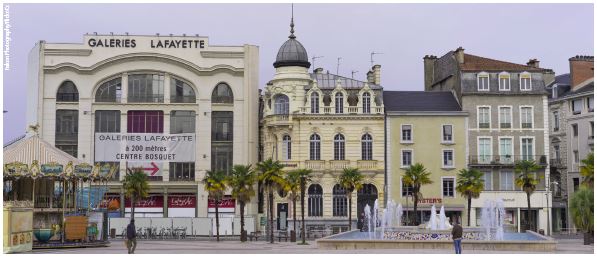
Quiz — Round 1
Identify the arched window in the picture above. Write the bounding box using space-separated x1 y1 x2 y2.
309 134 320 160
335 92 344 113
361 133 373 160
57 81 79 102
171 78 196 103
311 92 319 114
308 184 323 217
362 92 371 114
95 77 122 102
282 135 292 160
128 74 165 103
212 83 234 104
333 184 347 217
334 134 345 160
274 94 289 115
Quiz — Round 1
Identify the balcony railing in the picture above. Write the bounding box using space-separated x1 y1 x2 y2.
297 106 384 115
323 107 332 114
171 96 196 103
128 95 164 103
305 160 326 170
357 160 378 169
469 155 547 166
329 160 350 170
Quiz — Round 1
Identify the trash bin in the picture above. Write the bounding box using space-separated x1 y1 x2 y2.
538 229 545 235
110 228 116 239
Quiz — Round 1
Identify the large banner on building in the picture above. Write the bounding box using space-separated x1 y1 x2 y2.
94 133 195 162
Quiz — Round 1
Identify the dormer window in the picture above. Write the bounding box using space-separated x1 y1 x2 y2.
335 92 344 114
477 72 489 91
498 72 510 91
552 85 558 98
520 72 532 91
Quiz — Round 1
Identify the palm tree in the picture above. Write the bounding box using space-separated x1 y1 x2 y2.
338 167 364 230
514 160 541 231
256 159 286 243
456 168 484 226
295 169 312 244
402 163 432 226
580 152 594 188
570 187 594 245
284 170 301 241
122 168 149 220
226 164 257 242
203 170 227 242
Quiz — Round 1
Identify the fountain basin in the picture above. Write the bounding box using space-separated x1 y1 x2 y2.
33 229 55 243
317 229 556 252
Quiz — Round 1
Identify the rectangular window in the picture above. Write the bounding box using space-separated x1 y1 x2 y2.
499 75 510 91
574 150 579 163
478 107 490 128
442 178 455 197
443 150 454 168
478 138 492 164
590 121 594 139
127 111 163 133
56 109 79 157
521 138 534 161
128 74 164 103
402 150 412 167
499 107 512 128
212 111 233 174
401 180 413 197
520 107 533 128
478 75 489 91
169 162 195 181
553 111 560 131
573 178 580 192
401 125 412 142
95 110 121 133
499 138 513 164
442 125 453 142
483 171 493 190
212 111 233 141
572 124 578 137
500 170 514 190
554 145 561 161
520 74 532 91
588 96 594 112
572 100 583 114
170 111 196 134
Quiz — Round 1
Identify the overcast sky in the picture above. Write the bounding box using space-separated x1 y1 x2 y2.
2 3 594 142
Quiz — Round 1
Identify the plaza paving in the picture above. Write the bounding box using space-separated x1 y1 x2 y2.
29 238 593 254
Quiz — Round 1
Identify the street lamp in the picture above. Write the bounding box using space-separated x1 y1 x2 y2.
546 181 559 236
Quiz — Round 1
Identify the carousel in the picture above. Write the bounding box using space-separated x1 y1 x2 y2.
3 133 117 250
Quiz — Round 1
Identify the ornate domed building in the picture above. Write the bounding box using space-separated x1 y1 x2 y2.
260 14 386 234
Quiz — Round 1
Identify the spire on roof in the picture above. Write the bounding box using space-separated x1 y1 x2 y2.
289 4 296 39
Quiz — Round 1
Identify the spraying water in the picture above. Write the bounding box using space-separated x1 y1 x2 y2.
396 204 403 226
439 205 447 230
481 199 506 240
429 205 437 230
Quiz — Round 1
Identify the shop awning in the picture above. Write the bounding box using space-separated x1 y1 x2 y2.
3 133 82 165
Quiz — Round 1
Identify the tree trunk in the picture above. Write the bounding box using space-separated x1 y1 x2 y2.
526 192 532 231
300 178 306 244
215 201 220 242
413 190 419 226
348 192 352 229
583 232 591 245
269 189 274 243
467 196 472 227
131 195 135 221
293 194 297 233
240 200 246 242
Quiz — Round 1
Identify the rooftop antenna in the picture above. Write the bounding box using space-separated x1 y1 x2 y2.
312 56 323 71
351 70 359 79
336 57 342 75
289 3 295 39
370 51 384 67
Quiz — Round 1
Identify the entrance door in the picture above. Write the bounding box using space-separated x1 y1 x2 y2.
277 203 288 230
357 184 378 229
520 209 538 231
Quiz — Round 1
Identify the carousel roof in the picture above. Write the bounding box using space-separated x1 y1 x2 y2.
3 133 82 165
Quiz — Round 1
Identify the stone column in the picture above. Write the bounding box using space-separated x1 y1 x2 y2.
121 72 128 103
163 188 168 218
164 73 171 104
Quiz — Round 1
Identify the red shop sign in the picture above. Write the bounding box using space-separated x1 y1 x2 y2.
99 195 121 208
208 197 235 208
125 195 164 208
168 195 196 208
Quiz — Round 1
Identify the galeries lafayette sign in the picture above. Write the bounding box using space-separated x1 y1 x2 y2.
94 133 195 162
168 195 196 208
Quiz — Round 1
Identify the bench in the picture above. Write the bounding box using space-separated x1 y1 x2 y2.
277 231 289 242
249 231 262 241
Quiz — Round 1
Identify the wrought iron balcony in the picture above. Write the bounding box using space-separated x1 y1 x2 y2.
469 155 547 166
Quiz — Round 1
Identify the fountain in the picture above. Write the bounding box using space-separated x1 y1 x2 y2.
481 199 506 240
439 206 447 230
395 204 403 227
428 205 437 230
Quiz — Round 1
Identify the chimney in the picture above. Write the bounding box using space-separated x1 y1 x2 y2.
454 47 465 64
314 68 324 74
423 55 437 91
367 70 375 84
372 65 381 85
569 55 594 89
527 59 540 68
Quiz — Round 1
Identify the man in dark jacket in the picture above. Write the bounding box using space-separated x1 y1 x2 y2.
126 219 137 254
451 219 463 254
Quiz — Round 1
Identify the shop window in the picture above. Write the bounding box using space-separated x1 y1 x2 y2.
56 81 79 102
171 78 196 103
169 162 195 181
127 111 163 133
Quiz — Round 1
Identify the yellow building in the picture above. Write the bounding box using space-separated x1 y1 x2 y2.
260 20 385 233
384 91 469 225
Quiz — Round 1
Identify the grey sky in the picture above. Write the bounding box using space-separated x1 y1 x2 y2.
2 3 594 143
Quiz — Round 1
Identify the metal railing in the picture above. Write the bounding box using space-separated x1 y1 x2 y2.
469 155 547 166
128 95 164 103
170 96 196 103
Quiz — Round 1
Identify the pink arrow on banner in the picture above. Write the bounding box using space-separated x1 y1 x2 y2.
143 162 160 176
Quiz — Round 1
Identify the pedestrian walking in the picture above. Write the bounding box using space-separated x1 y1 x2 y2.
126 219 137 254
451 219 463 254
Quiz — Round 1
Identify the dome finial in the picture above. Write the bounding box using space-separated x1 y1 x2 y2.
289 4 296 39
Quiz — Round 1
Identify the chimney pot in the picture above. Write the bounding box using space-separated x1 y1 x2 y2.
454 47 465 64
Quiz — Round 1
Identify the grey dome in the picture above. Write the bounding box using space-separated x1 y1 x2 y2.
273 38 311 68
